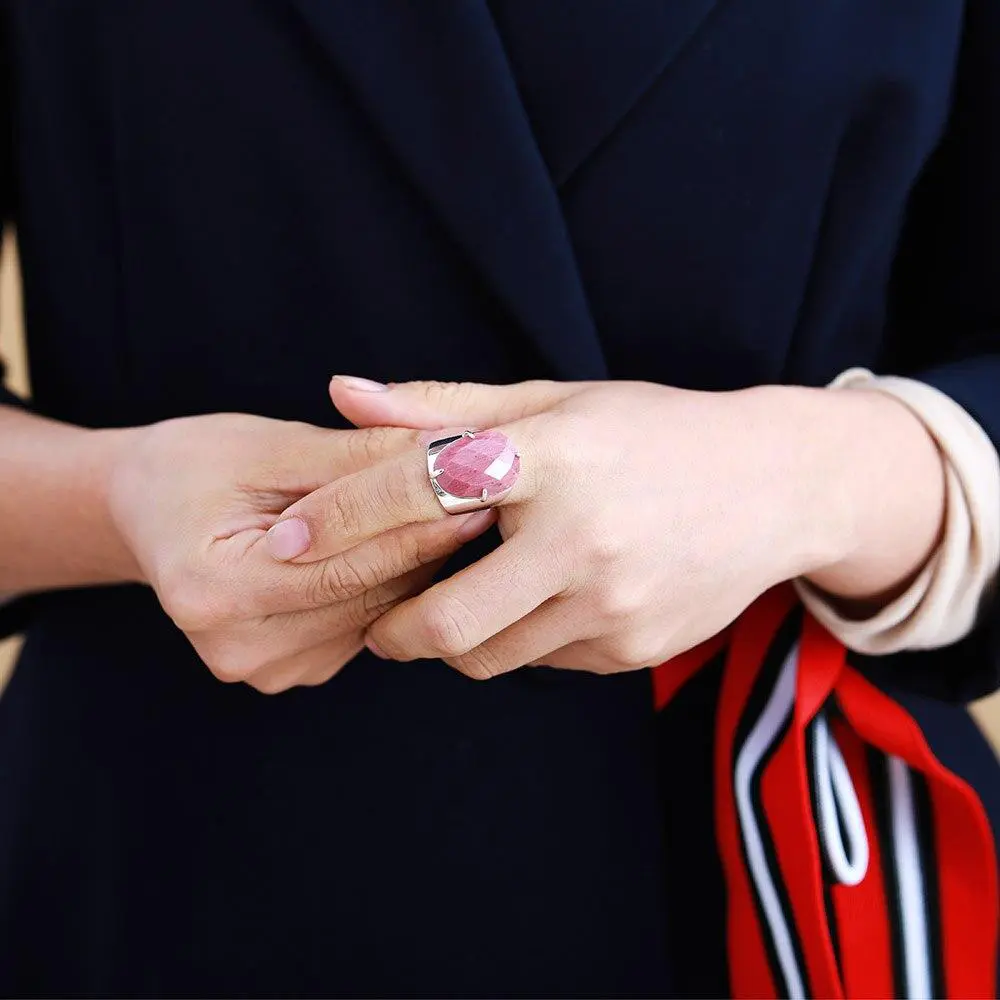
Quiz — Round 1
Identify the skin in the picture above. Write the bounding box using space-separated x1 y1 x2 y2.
0 406 494 692
0 375 944 690
273 376 946 680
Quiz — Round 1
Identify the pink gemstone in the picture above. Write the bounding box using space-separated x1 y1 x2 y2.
434 430 520 500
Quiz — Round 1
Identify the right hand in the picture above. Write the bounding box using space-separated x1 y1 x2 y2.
106 413 494 693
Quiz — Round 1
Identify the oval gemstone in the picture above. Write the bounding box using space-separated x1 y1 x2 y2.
433 430 520 500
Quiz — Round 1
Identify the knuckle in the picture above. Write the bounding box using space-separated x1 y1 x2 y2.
358 580 405 621
203 644 258 684
308 554 370 605
394 520 460 573
349 425 395 466
421 379 460 402
368 525 415 578
392 524 457 577
160 586 207 632
160 574 220 632
325 484 362 540
376 465 420 513
420 380 483 417
420 595 480 658
585 527 629 569
247 671 295 695
448 646 505 682
511 380 558 419
610 633 663 671
590 583 645 624
340 583 401 630
303 638 363 683
158 557 260 633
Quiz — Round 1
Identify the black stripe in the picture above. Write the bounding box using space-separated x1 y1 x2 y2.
911 771 945 999
868 748 905 1000
733 607 804 768
731 607 813 998
805 710 843 979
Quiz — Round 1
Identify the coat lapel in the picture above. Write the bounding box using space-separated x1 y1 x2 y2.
284 0 607 379
485 0 724 185
284 1 723 379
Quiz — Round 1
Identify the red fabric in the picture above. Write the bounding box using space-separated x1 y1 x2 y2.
652 583 998 999
838 669 999 998
829 722 896 1000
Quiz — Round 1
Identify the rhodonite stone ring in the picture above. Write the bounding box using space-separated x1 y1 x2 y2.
426 429 521 514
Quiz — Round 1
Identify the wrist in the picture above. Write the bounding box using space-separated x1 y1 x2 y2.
0 407 147 592
736 384 858 583
743 382 945 608
87 424 148 585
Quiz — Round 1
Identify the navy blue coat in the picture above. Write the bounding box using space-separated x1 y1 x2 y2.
0 1 997 994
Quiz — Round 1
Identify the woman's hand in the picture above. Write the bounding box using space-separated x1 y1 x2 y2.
106 413 494 692
271 379 839 677
272 376 944 680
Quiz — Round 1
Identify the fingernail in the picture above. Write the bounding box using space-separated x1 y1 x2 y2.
266 517 310 561
366 637 389 659
454 510 497 542
332 375 389 392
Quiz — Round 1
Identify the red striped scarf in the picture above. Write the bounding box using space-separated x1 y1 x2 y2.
653 584 998 998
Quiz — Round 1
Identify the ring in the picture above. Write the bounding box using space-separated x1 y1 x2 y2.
426 429 521 514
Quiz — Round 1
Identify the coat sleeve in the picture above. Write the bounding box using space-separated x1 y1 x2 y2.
864 0 1000 702
0 19 37 638
0 14 20 414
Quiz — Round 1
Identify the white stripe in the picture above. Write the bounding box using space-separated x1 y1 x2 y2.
813 713 869 887
734 642 807 1000
888 756 933 1000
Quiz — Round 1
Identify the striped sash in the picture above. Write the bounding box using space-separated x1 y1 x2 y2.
653 584 998 998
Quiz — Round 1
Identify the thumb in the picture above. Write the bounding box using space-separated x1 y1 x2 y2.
329 375 580 430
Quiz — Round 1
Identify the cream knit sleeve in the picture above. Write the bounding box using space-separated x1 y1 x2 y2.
792 368 1000 655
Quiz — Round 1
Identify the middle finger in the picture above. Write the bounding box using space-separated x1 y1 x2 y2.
366 529 567 662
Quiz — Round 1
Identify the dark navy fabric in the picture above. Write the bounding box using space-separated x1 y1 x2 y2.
0 2 997 994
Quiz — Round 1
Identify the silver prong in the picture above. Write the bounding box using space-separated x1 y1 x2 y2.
430 468 443 478
463 429 475 438
481 488 488 502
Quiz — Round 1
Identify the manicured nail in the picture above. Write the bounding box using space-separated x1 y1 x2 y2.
332 375 389 392
266 517 310 561
366 637 389 659
454 510 497 542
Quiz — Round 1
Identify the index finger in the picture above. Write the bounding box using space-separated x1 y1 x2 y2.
272 423 424 495
269 426 532 563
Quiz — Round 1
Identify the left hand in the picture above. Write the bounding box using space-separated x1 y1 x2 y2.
267 376 855 679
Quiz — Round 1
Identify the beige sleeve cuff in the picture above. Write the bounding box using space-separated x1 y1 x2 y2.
793 367 1000 655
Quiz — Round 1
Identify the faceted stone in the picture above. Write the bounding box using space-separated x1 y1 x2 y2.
433 430 520 500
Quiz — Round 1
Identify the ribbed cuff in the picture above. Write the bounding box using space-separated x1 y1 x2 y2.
793 368 1000 654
